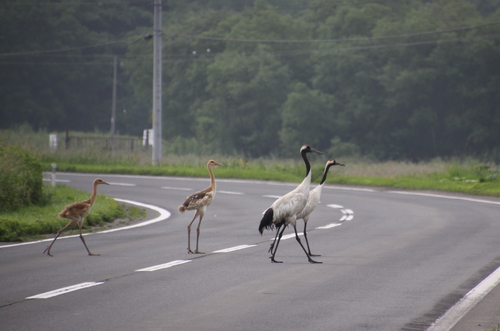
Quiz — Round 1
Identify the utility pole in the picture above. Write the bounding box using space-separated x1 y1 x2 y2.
110 55 117 148
152 0 162 166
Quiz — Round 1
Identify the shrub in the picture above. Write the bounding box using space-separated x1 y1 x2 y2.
0 146 43 212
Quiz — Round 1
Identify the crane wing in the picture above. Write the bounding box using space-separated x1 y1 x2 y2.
58 201 92 219
181 188 214 210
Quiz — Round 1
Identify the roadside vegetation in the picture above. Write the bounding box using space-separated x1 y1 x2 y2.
0 128 498 242
0 138 147 242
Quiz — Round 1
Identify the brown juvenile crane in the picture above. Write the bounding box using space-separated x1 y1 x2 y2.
43 178 110 257
178 160 221 254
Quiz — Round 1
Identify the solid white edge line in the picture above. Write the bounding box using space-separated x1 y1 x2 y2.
26 282 104 299
97 198 170 234
0 199 171 248
426 266 500 331
213 244 256 253
135 260 191 272
388 191 500 206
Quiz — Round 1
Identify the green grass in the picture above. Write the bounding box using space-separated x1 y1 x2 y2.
45 159 500 198
0 184 146 242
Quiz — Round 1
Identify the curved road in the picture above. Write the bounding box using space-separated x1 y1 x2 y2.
1 172 500 331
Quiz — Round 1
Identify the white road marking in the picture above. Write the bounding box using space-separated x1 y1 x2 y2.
213 245 256 253
42 179 70 183
218 191 244 195
426 265 500 331
108 182 136 186
270 233 303 241
26 282 104 299
162 186 192 191
316 223 342 229
325 186 375 192
97 199 171 234
327 204 344 209
263 195 282 199
135 260 191 272
388 191 500 206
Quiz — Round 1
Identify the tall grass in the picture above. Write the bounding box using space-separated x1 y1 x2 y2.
1 127 499 196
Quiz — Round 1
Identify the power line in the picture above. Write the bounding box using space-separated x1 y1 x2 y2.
169 20 500 44
0 36 148 57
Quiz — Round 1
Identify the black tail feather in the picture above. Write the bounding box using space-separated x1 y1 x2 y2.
258 208 274 235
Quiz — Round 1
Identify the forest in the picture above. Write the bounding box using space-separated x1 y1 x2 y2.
1 0 500 161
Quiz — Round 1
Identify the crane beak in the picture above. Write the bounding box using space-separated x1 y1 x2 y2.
311 148 324 155
334 161 345 166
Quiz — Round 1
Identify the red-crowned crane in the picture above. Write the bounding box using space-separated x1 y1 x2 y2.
178 159 221 254
258 145 323 263
296 158 345 257
43 178 110 257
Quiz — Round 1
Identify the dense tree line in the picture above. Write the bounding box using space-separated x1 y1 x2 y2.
1 0 500 161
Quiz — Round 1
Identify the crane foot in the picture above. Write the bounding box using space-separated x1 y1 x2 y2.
43 247 54 257
270 257 283 263
308 258 322 264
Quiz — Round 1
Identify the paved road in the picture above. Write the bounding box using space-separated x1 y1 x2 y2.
1 172 500 331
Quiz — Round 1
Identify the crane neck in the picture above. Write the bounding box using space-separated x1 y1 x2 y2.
208 163 217 191
89 180 99 205
301 150 312 178
319 163 333 185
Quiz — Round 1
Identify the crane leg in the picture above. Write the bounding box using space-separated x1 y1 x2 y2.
268 224 282 253
43 219 78 257
194 215 205 254
294 225 322 264
78 221 100 256
303 221 320 257
270 225 287 263
186 213 199 254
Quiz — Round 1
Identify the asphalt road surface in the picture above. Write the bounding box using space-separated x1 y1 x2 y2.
1 172 500 331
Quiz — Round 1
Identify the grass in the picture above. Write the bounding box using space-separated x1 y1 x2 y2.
0 184 146 242
45 157 500 198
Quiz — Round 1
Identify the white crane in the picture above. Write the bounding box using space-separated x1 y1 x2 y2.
258 145 323 263
296 158 345 257
178 159 221 254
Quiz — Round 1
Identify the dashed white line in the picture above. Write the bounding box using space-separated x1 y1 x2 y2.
263 195 282 199
340 209 354 221
108 182 136 186
271 233 304 241
135 260 191 272
42 178 70 183
213 245 256 253
316 223 342 230
219 191 244 195
327 204 344 209
26 282 104 299
162 186 192 191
